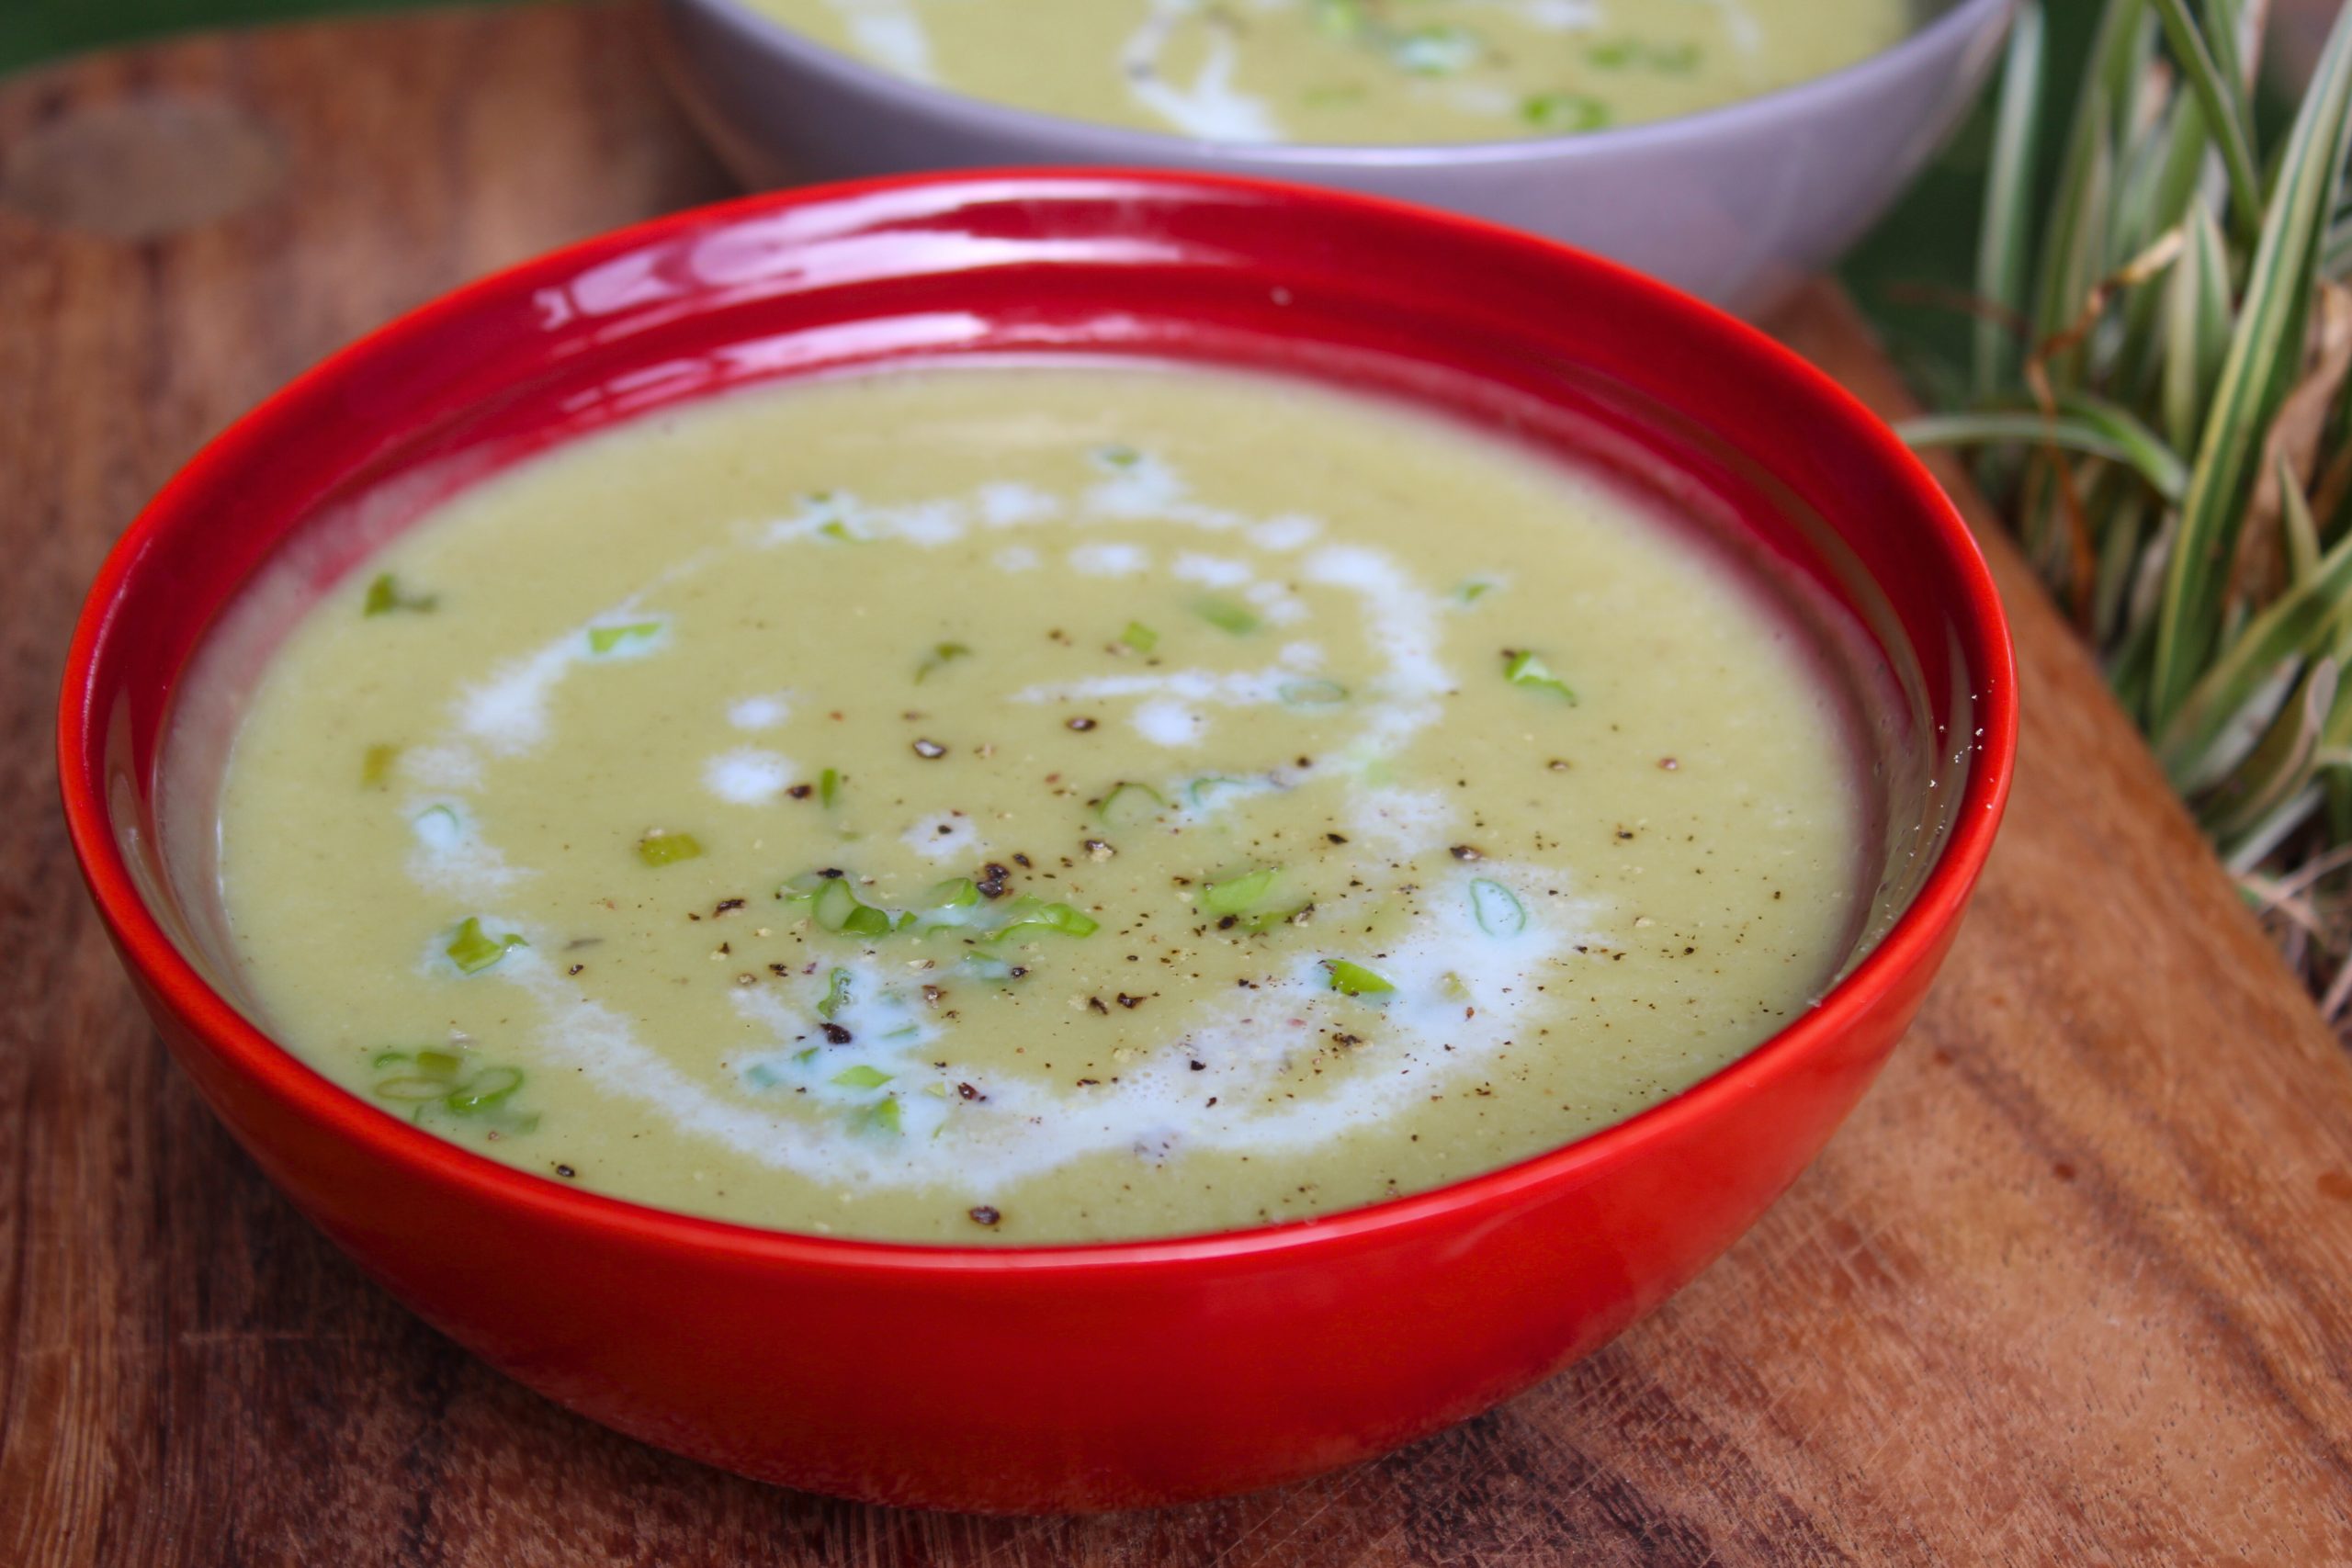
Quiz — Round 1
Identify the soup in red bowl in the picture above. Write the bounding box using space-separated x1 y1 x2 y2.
59 170 2013 1511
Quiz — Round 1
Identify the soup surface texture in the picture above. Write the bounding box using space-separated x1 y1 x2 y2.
211 365 1870 1244
735 0 1909 144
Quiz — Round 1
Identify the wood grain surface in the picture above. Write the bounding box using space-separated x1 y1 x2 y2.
6 6 2352 1562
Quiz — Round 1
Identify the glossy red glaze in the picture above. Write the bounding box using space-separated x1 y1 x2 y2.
59 171 2015 1512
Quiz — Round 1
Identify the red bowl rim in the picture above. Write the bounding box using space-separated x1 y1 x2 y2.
58 166 2018 1278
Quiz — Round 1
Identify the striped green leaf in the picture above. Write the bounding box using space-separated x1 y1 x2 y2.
2148 2 2352 728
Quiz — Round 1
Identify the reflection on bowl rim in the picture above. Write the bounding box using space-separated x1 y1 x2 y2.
669 0 2012 165
58 166 2017 1275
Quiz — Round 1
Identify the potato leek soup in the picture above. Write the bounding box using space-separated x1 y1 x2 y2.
213 365 1870 1244
739 0 1908 145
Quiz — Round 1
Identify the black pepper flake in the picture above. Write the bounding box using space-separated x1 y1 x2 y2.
977 863 1012 898
1012 852 1033 868
1548 759 1571 772
1076 1078 1099 1087
1189 1059 1206 1071
786 784 814 799
1217 915 1238 931
1327 832 1350 845
912 738 947 759
922 985 944 1005
1087 997 1108 1015
567 964 584 976
770 964 791 976
957 1082 983 1100
1449 844 1483 862
555 1164 576 1179
820 1022 854 1045
1116 994 1145 1010
968 1205 1001 1227
1083 838 1115 862
1067 716 1098 732
715 897 746 915
818 867 845 879
1334 1033 1362 1047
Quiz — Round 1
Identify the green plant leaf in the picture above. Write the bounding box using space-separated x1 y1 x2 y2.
1901 398 2188 505
1976 0 2047 400
2150 1 2352 728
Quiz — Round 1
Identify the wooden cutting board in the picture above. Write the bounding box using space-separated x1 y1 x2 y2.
5 6 2352 1562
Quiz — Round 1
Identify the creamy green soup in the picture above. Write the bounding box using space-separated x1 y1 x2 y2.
209 365 1872 1244
738 0 1911 144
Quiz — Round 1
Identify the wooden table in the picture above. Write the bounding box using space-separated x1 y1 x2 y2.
6 6 2352 1562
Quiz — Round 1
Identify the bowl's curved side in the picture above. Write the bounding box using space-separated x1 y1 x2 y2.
103 913 1956 1510
652 0 2013 313
59 171 2015 1511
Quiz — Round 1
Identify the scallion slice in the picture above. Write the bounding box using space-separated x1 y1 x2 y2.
831 1064 893 1089
927 877 980 909
447 917 525 975
1521 92 1611 132
817 966 852 1021
1469 878 1528 938
1201 867 1280 916
1193 595 1261 636
446 1066 524 1114
989 897 1100 942
361 743 401 787
413 1048 464 1079
1120 621 1159 654
1098 781 1167 827
819 767 842 809
915 641 972 682
374 1075 455 1102
860 1097 903 1134
637 830 704 867
1321 959 1396 998
586 620 664 656
1502 650 1577 704
363 573 438 616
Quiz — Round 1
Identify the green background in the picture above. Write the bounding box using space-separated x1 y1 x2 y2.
2 1 2109 392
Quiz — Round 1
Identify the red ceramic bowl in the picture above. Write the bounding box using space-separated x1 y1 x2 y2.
60 170 2014 1512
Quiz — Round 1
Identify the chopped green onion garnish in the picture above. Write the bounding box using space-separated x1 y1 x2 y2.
819 767 842 809
778 870 831 903
1453 578 1498 605
1503 650 1577 704
1097 445 1142 468
371 1050 412 1069
1585 37 1639 68
1277 679 1349 708
446 1066 524 1114
1120 621 1160 654
1469 878 1528 938
958 953 1024 983
374 1076 454 1102
859 1097 903 1134
831 1064 893 1089
1201 867 1281 917
1521 92 1611 133
915 641 972 682
1098 780 1168 827
361 743 401 787
413 1048 464 1079
637 830 704 867
989 897 1100 942
926 877 980 909
1193 596 1261 636
817 966 852 1021
818 519 856 543
363 573 437 616
586 620 663 656
810 875 896 938
447 917 526 975
1322 959 1396 998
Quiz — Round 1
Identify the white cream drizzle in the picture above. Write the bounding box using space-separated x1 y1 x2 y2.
396 437 1604 1192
